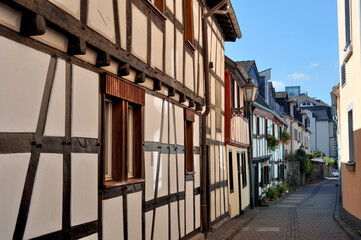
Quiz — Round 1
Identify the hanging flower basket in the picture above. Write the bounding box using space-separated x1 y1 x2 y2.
266 134 280 151
280 131 291 145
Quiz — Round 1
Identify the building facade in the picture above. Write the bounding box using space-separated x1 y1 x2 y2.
224 57 251 217
0 0 241 239
337 0 361 229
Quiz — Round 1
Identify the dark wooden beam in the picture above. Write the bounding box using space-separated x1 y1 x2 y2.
153 79 161 91
168 87 175 97
118 63 130 76
96 51 111 66
20 12 46 36
67 36 86 55
135 72 145 83
196 102 203 111
179 93 186 103
188 99 195 108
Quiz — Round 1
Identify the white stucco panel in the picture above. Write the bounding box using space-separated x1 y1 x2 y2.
131 4 147 62
184 52 194 91
175 30 184 83
186 181 194 234
145 211 153 240
72 65 99 138
169 154 177 194
145 152 155 201
31 28 68 52
76 48 97 65
0 3 21 32
0 153 30 240
117 0 127 49
175 0 183 24
101 60 119 76
79 233 98 240
0 37 49 132
44 59 66 136
127 192 142 240
154 205 168 240
156 154 169 198
165 0 174 13
144 94 163 142
24 154 63 239
71 153 98 226
49 0 80 19
151 23 163 71
88 0 116 43
103 196 124 240
194 154 200 188
174 105 184 145
178 154 185 192
165 21 175 78
170 202 179 240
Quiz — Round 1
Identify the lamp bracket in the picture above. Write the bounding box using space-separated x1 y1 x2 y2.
231 107 248 118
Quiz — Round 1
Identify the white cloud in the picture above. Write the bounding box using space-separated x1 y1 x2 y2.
309 62 319 67
287 72 310 80
272 81 285 91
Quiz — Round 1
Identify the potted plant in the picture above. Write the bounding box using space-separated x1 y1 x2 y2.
279 131 291 145
266 134 280 151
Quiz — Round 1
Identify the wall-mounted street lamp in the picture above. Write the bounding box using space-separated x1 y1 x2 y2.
231 80 258 117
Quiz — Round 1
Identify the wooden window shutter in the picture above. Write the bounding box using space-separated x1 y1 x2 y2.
345 0 351 48
341 62 346 86
184 0 194 46
229 151 234 192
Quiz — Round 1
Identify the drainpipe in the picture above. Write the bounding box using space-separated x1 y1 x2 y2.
290 119 295 153
201 0 229 234
247 103 254 209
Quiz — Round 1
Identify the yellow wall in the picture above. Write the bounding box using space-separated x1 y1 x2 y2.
338 0 361 220
226 145 250 218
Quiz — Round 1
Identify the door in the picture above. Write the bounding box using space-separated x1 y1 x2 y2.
252 163 260 207
237 152 242 215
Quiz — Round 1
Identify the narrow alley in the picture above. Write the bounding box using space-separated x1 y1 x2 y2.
231 179 347 240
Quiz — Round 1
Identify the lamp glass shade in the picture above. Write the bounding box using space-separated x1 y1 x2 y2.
245 88 253 102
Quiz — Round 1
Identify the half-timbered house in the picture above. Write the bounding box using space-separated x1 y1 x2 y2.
224 57 251 217
0 0 240 239
237 61 287 207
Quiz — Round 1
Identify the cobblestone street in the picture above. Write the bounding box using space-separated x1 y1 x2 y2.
234 179 347 240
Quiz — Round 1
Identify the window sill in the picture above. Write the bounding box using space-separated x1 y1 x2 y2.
343 44 353 63
346 162 355 171
104 178 145 189
142 0 167 21
185 40 196 51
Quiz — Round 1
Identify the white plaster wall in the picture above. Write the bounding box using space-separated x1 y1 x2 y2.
103 196 124 240
175 0 183 24
175 30 184 83
44 59 66 136
79 233 98 240
76 48 97 65
161 101 169 144
193 1 199 42
157 154 169 198
174 105 184 145
145 211 153 240
145 152 155 201
166 0 174 13
185 52 194 91
132 4 147 62
0 153 30 240
31 28 68 52
118 0 127 50
0 37 49 132
194 154 200 188
144 94 163 142
101 60 119 76
128 192 142 240
210 190 215 221
71 153 98 226
49 0 80 19
165 21 175 78
198 54 204 96
0 3 21 32
72 65 99 138
170 202 179 240
186 181 194 234
169 154 177 194
195 194 200 228
215 188 220 217
179 199 185 237
154 205 168 240
24 154 63 239
316 121 330 157
88 0 115 43
151 23 163 71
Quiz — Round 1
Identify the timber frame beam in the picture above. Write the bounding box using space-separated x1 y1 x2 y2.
3 0 204 107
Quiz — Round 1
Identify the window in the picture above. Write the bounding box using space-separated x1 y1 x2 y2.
103 74 145 185
231 79 235 108
184 109 195 173
241 152 247 188
265 119 268 136
143 0 166 20
345 0 352 49
272 124 275 136
348 109 355 162
229 150 234 193
256 117 260 135
184 0 194 49
261 166 269 187
278 164 284 181
237 84 240 108
341 62 346 86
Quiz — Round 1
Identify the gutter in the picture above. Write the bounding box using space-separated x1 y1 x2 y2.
201 0 231 234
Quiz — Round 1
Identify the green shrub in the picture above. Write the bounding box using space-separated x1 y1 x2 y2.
266 187 279 200
324 157 335 165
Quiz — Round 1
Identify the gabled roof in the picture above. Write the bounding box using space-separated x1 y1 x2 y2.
276 91 288 99
291 94 329 107
236 60 255 73
205 0 242 41
306 107 333 121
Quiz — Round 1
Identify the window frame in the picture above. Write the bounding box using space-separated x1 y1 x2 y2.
184 0 195 50
102 74 145 188
143 0 167 21
348 109 355 163
241 152 247 188
229 150 234 193
344 0 352 49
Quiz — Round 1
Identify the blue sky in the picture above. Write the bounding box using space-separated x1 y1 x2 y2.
225 0 340 105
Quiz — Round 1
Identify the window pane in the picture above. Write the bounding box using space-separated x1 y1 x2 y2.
229 151 234 192
105 101 113 180
128 105 134 178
